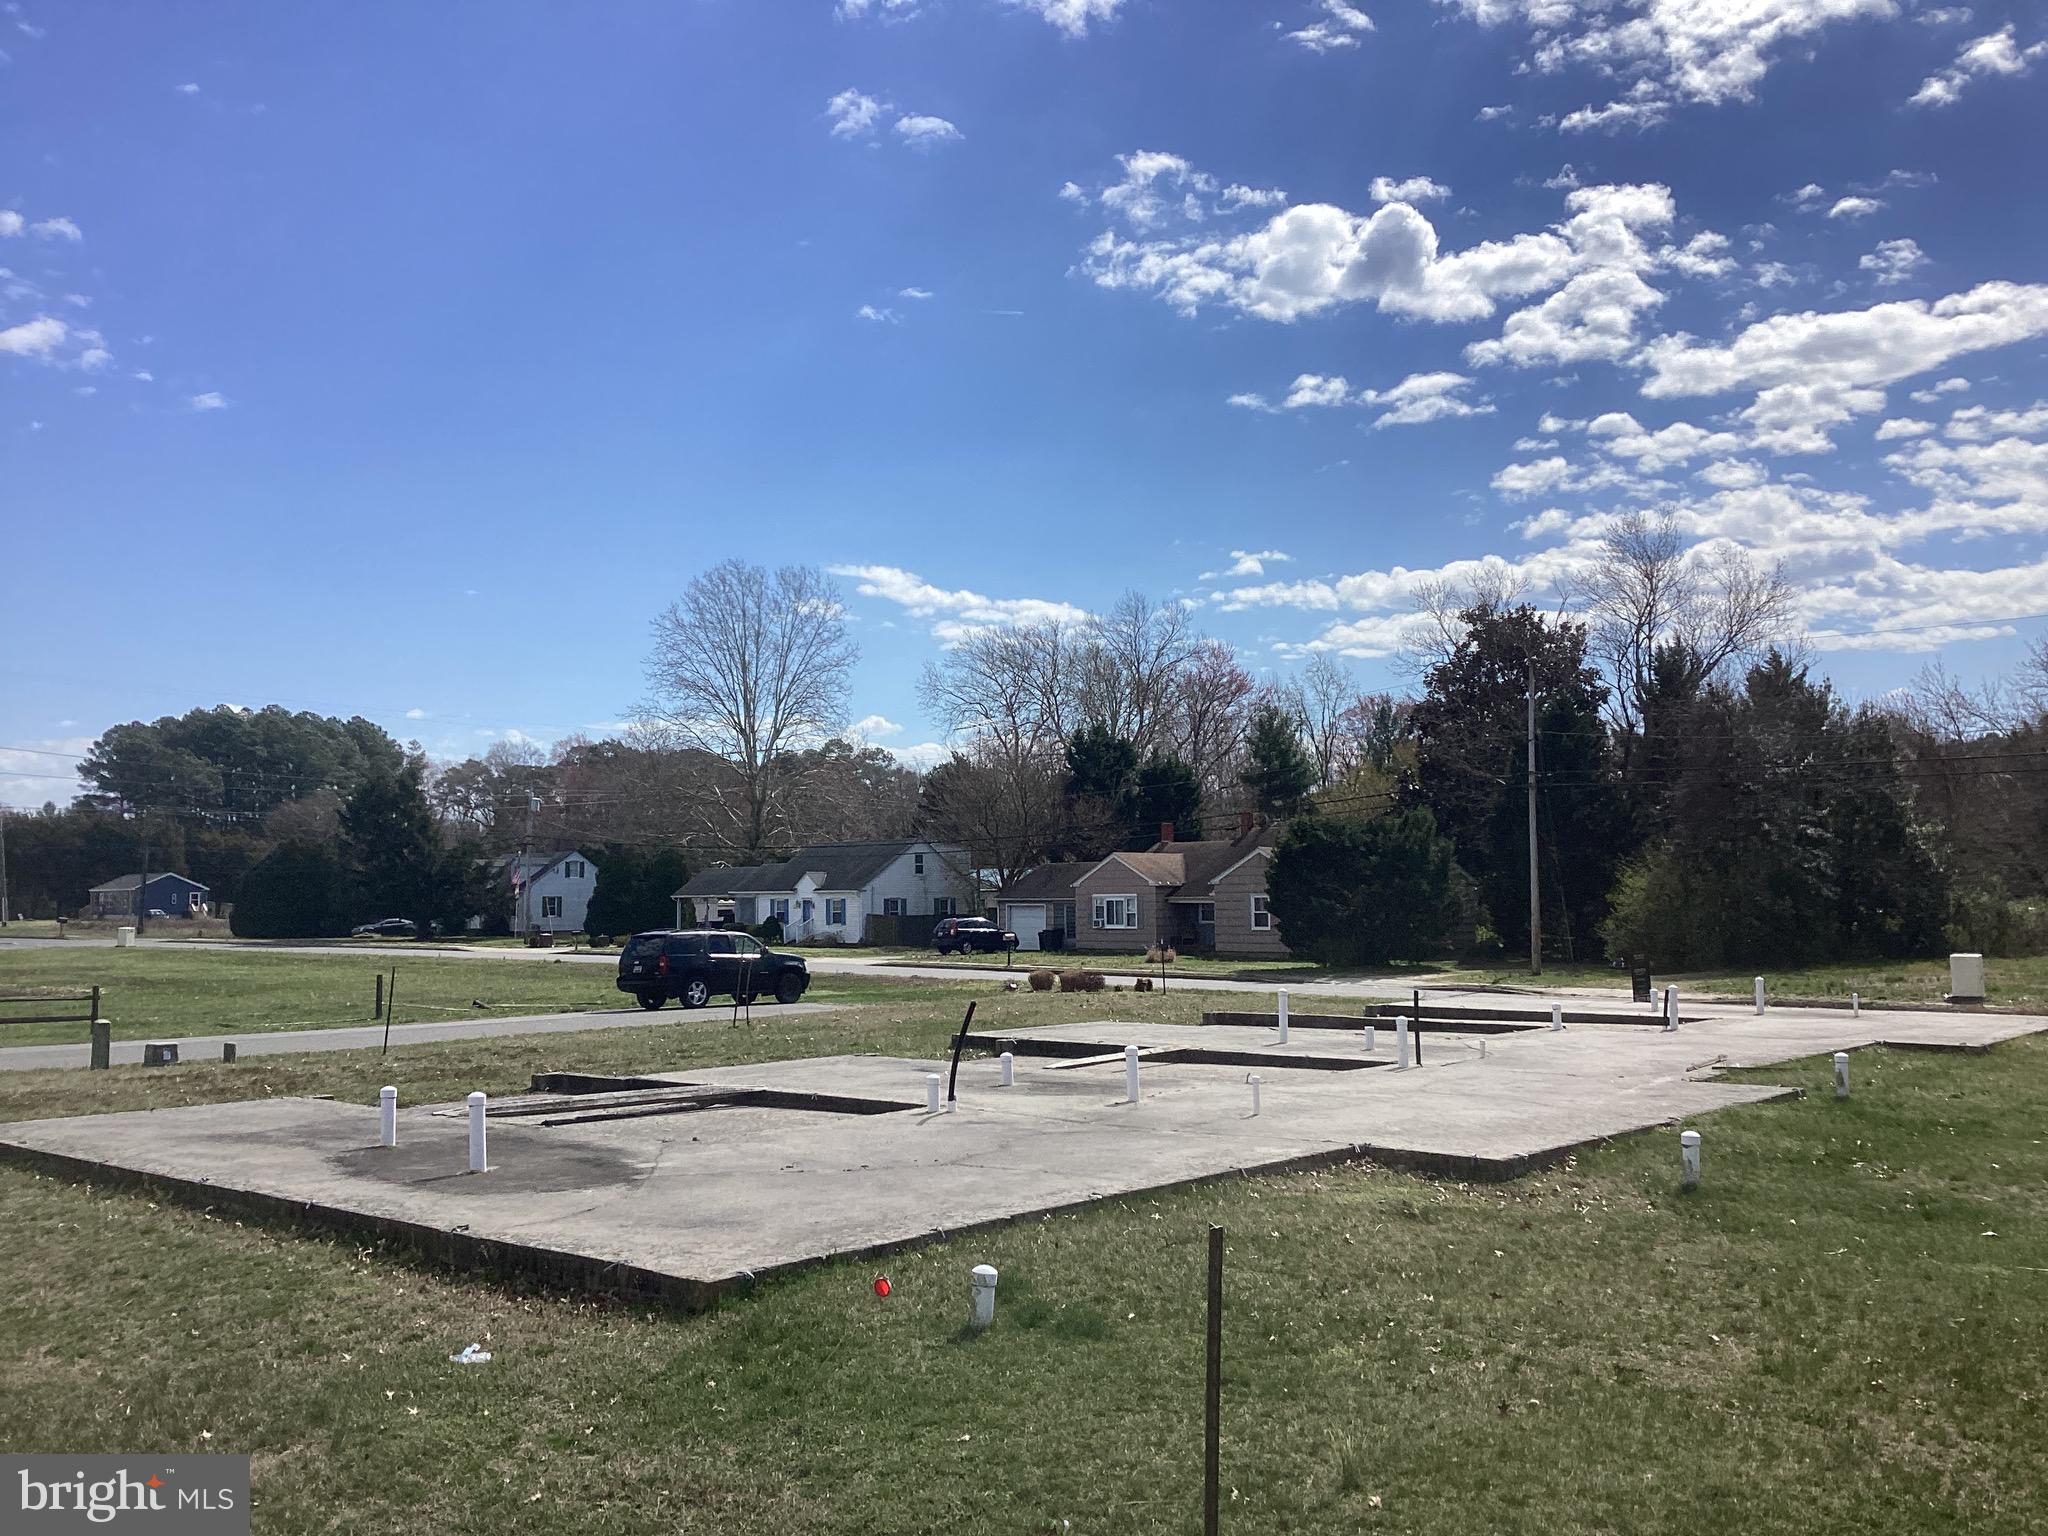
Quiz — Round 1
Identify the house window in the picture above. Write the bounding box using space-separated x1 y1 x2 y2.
883 898 907 917
1195 902 1215 926
1249 894 1272 931
931 896 955 917
564 860 584 880
542 895 563 921
771 899 790 923
827 898 846 926
1092 894 1138 930
914 853 925 875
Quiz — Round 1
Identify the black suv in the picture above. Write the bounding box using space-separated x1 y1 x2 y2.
931 916 1018 955
616 929 811 1010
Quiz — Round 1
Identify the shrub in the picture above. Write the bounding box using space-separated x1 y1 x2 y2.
753 916 784 943
1058 969 1105 993
1267 806 1460 968
1134 976 1153 992
232 841 347 939
1028 969 1056 992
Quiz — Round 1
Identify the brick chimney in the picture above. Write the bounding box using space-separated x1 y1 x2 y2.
1238 809 1255 840
1159 821 1175 845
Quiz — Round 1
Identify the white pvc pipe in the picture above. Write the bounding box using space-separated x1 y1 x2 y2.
378 1085 397 1148
1550 1003 1563 1032
1852 992 1861 1017
1395 1015 1412 1070
969 1264 998 1331
1124 1045 1140 1103
999 1051 1015 1087
1276 989 1289 1043
925 1073 941 1113
1663 986 1678 1032
467 1091 487 1174
1247 1073 1262 1116
1834 1051 1850 1099
1754 977 1766 1015
1680 1128 1701 1189
1363 1023 1375 1052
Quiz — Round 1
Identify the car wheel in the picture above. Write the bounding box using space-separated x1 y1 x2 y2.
636 991 666 1012
774 973 805 1005
681 977 711 1009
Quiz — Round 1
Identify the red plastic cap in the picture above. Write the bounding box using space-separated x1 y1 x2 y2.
872 1275 892 1297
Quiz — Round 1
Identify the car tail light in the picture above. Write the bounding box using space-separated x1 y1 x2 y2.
657 954 669 977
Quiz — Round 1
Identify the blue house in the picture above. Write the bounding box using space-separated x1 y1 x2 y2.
88 872 210 920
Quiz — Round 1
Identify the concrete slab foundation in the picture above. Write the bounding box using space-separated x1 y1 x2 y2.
3 1002 2042 1308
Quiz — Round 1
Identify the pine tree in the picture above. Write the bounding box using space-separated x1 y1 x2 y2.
1239 701 1316 821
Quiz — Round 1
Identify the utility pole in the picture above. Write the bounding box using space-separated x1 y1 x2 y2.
519 793 540 934
1526 662 1541 977
135 822 149 937
0 805 10 926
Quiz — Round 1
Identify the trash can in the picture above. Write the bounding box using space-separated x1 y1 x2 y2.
1038 928 1065 952
116 926 136 948
1949 952 1985 1002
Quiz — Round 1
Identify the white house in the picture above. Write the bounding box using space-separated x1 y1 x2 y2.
671 840 974 942
499 850 600 934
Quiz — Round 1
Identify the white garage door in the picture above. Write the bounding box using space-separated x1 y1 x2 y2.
1008 905 1047 949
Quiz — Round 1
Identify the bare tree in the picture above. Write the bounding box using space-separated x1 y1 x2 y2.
1404 565 1532 678
1074 592 1203 752
1166 640 1256 808
1565 514 1794 743
641 561 858 854
915 743 1066 892
1295 652 1355 787
917 619 1084 767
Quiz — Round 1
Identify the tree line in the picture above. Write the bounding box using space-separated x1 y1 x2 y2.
8 541 2046 966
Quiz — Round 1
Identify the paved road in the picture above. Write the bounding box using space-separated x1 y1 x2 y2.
0 1000 846 1073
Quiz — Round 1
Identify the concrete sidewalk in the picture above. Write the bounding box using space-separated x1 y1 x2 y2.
0 1001 846 1073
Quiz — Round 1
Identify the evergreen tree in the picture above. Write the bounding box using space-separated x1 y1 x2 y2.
341 758 446 934
232 841 347 938
1266 807 1459 967
1239 701 1316 821
1127 751 1203 846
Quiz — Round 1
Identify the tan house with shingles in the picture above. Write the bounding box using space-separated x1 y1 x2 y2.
1069 817 1287 959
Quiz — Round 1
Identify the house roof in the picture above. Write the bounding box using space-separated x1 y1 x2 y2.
673 841 957 900
489 850 593 885
1071 826 1279 902
996 862 1094 903
89 871 208 894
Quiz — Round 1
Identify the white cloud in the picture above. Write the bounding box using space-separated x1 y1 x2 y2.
836 0 923 17
1003 0 1124 37
825 88 886 138
1910 23 2046 105
898 286 934 299
1476 103 1514 120
1363 370 1495 426
0 210 23 237
1287 0 1376 52
189 391 228 411
888 741 951 770
829 563 1093 641
1781 182 1827 211
1695 457 1769 489
1081 175 1698 329
1220 184 1286 212
1945 401 2048 441
1874 417 1934 439
30 215 81 240
1466 266 1666 366
1826 196 1884 219
404 707 427 720
851 713 904 739
1639 284 2048 403
0 315 65 356
855 304 901 323
1441 0 1897 127
1096 151 1215 230
1369 175 1450 203
1909 375 1971 403
1860 237 1927 286
176 81 199 94
1058 181 1090 204
1203 550 1295 580
895 113 962 144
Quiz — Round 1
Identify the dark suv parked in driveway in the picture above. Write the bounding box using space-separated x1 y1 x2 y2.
616 929 811 1010
931 916 1018 955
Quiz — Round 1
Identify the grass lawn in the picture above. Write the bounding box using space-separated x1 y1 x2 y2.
0 947 989 1047
0 997 2042 1533
1442 955 2048 1010
870 948 1419 982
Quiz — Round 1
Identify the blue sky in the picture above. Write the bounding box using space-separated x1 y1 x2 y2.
5 0 2047 801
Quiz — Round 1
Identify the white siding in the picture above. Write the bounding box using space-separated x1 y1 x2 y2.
861 843 976 921
518 854 599 932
